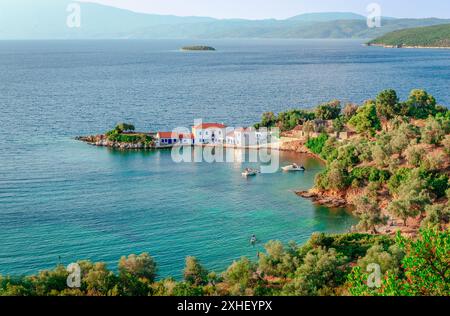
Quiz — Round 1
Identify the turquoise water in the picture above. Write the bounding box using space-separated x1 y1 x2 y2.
1 39 449 277
0 141 355 277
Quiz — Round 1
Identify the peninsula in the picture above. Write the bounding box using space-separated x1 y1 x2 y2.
368 23 450 49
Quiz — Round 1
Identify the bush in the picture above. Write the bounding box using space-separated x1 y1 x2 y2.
421 172 449 199
305 133 329 155
315 100 341 120
421 117 445 145
350 167 390 184
405 143 426 167
348 101 382 136
388 168 412 195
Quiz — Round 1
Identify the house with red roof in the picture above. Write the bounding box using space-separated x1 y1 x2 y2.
156 132 194 147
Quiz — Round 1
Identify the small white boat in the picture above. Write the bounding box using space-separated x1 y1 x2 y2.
282 164 305 172
242 168 259 177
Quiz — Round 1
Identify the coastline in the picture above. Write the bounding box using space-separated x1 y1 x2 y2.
76 130 437 239
367 43 450 49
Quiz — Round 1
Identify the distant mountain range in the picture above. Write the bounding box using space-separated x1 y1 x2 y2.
1 0 450 40
368 23 450 48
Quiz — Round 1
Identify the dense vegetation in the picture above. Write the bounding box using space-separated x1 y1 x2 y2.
105 123 154 145
302 89 450 233
255 88 449 235
1 229 447 296
368 23 450 48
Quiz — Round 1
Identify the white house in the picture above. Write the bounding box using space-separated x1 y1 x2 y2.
192 123 227 145
226 127 269 147
179 133 194 145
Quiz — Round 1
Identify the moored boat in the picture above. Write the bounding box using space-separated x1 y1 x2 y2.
242 168 259 177
282 163 305 172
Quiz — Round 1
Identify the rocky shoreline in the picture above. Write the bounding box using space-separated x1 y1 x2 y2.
295 190 348 208
75 135 154 150
296 188 422 238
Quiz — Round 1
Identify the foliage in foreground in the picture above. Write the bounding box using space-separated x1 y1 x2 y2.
0 229 448 296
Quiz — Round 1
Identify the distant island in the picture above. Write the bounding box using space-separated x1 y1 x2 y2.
368 23 450 48
181 46 216 51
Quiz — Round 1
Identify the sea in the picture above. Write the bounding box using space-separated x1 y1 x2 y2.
0 39 449 277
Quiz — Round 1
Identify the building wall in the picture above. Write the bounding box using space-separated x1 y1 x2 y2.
193 128 225 144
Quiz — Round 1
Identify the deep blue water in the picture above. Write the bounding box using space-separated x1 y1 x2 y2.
0 39 449 277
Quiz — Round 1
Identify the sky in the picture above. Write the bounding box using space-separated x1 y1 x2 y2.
77 0 450 19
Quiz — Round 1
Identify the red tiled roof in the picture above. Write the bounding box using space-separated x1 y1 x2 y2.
180 133 194 139
157 132 179 139
193 123 226 129
157 132 195 139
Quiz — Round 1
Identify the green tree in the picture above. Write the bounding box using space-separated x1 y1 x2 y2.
258 241 300 278
332 117 345 133
282 247 347 296
389 123 419 157
183 256 208 286
305 133 329 155
407 89 437 119
357 244 404 275
78 261 117 296
353 195 388 234
315 100 342 120
260 112 277 128
349 101 381 136
443 135 450 155
118 253 157 296
375 89 400 129
405 143 426 167
326 160 349 190
348 229 450 296
421 116 445 145
115 123 135 133
342 103 358 121
388 171 431 226
222 257 259 296
421 204 450 229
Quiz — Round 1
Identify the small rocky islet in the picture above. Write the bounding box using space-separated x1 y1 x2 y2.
181 45 216 51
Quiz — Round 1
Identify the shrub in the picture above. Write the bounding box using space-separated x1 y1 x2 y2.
315 100 341 120
405 143 426 167
305 133 329 155
350 167 390 184
348 101 382 136
443 135 450 155
421 117 445 145
388 168 412 195
326 161 350 190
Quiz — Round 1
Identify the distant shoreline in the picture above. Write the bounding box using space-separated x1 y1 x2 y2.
367 43 450 49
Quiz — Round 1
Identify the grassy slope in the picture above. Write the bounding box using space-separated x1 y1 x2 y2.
368 23 450 47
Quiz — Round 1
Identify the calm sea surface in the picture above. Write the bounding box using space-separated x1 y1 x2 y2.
0 39 449 277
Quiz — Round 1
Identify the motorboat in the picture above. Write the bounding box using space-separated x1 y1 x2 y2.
242 168 259 177
282 163 305 172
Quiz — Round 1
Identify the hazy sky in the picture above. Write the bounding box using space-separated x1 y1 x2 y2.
78 0 450 19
